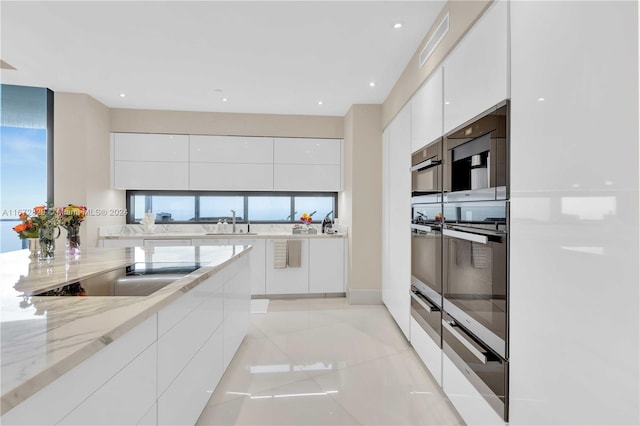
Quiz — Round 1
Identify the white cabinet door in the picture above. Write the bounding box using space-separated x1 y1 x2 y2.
442 352 505 426
442 0 508 133
191 238 229 246
386 103 411 340
229 238 267 295
309 238 345 293
273 164 341 191
265 239 309 295
190 162 274 191
410 317 442 386
274 138 341 165
223 256 250 369
411 67 443 153
113 161 189 190
189 135 273 163
143 239 191 248
113 133 189 162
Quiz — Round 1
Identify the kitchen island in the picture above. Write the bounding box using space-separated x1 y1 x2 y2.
0 244 252 425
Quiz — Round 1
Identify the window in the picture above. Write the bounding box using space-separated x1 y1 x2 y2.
0 85 53 253
126 191 337 224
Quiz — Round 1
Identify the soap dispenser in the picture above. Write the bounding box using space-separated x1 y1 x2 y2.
222 219 228 233
217 219 223 233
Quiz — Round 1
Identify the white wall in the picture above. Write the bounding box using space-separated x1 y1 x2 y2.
509 2 639 424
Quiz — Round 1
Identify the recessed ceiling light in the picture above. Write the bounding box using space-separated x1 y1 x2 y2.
537 97 545 102
318 101 323 105
119 93 126 98
444 101 451 105
369 82 376 87
222 98 228 102
393 23 403 29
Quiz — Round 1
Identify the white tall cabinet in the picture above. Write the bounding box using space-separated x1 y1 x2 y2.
381 103 412 340
509 1 639 424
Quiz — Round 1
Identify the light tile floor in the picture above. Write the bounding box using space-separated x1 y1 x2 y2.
196 297 464 426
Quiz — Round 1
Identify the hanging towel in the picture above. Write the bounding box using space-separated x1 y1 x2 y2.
287 240 302 268
273 240 288 269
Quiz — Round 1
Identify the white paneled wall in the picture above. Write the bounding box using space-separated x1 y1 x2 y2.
510 1 639 424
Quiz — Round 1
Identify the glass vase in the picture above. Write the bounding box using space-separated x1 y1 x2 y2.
66 226 81 255
39 226 60 260
27 238 40 258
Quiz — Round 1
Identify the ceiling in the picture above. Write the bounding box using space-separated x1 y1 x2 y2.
0 1 445 117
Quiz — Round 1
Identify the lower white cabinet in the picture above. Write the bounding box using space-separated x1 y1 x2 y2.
1 258 251 426
309 238 345 293
265 239 310 294
410 317 442 386
442 351 505 426
229 238 266 295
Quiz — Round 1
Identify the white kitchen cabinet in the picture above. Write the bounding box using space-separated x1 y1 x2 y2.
274 138 341 165
410 317 442 386
111 133 190 190
190 162 274 191
384 103 412 340
308 238 344 293
113 133 189 162
411 67 443 153
58 341 157 425
189 135 275 191
442 352 505 426
273 138 342 191
273 164 341 191
442 0 508 134
113 160 189 190
143 239 191 248
189 135 273 163
0 315 158 425
229 238 266 295
157 271 224 394
222 256 250 369
265 239 309 295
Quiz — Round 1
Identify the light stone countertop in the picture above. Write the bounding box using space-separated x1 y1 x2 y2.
0 244 251 415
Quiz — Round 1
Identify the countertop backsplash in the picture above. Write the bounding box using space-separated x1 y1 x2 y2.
99 223 348 237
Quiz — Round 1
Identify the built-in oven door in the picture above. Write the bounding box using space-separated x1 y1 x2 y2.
410 287 441 347
411 138 442 197
442 312 508 421
442 201 508 359
411 204 443 305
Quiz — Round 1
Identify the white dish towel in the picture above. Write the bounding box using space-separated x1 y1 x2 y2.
273 240 287 269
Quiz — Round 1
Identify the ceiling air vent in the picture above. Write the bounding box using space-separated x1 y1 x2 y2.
419 13 449 68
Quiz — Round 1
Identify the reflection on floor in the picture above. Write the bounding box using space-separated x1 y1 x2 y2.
196 297 464 426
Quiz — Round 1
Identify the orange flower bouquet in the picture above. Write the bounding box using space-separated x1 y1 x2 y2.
12 212 39 239
300 213 313 225
60 204 87 254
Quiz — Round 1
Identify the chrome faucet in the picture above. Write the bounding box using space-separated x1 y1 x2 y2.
230 210 236 233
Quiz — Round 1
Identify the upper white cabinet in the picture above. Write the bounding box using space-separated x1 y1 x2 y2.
273 138 343 191
189 136 273 163
112 133 190 190
411 67 443 153
113 133 189 162
442 0 508 134
189 136 274 191
274 138 341 165
111 134 342 192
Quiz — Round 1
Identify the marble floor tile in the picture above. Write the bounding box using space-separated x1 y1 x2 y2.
196 297 463 426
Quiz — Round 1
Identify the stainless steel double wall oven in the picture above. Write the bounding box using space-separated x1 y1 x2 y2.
410 101 510 421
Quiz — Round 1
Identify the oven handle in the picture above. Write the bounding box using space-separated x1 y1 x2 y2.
410 224 432 233
442 319 488 364
443 228 488 245
410 290 440 313
410 158 441 172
